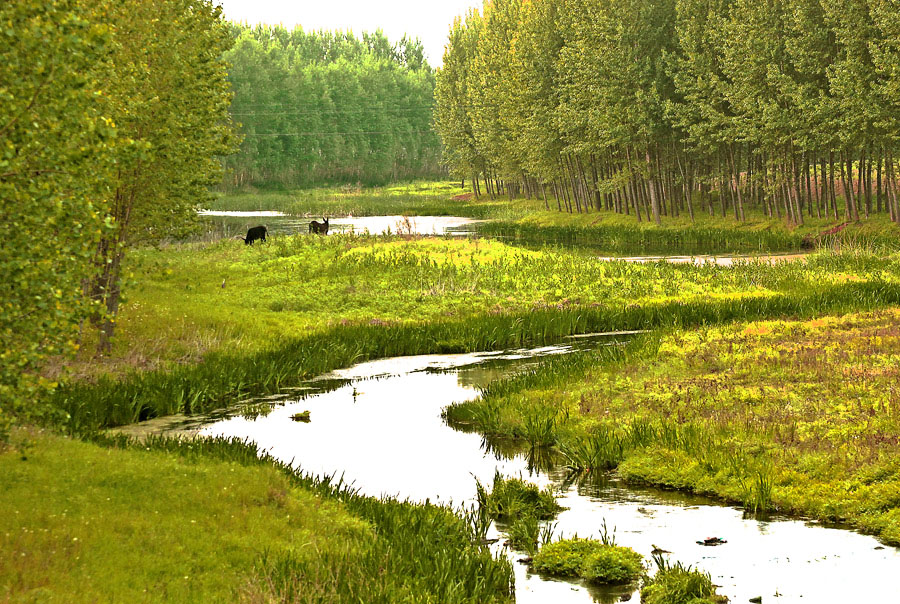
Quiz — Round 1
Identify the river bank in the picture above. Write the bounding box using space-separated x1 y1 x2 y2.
446 309 900 547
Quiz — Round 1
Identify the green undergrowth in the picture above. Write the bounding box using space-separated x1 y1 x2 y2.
60 235 900 382
54 275 900 434
46 234 900 431
446 309 900 545
473 221 807 255
208 181 505 218
475 214 900 255
0 429 512 603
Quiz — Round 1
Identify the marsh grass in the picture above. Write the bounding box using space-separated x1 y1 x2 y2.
58 270 900 434
740 469 775 515
3 429 511 603
474 221 807 254
476 471 562 522
531 537 644 585
474 472 562 555
451 308 900 543
641 554 727 604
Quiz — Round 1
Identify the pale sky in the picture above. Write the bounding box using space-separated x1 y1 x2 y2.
215 0 482 67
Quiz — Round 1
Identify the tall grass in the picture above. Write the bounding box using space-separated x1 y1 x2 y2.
93 433 514 603
641 553 726 604
56 278 900 434
476 217 900 254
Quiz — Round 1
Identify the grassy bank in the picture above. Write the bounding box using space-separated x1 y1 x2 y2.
208 180 899 254
446 309 900 545
51 235 900 432
60 234 900 379
1 429 513 603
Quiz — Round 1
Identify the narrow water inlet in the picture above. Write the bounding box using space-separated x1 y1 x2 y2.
186 339 900 604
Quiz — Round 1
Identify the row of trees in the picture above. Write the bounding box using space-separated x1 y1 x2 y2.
435 0 900 224
222 25 443 188
1 0 235 430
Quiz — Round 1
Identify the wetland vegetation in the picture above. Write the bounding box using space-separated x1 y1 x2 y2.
7 0 900 601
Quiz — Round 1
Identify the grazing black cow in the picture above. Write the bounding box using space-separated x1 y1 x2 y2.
309 217 329 235
243 225 267 245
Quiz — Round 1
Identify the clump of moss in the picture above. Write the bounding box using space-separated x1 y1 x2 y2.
640 554 728 604
531 537 643 584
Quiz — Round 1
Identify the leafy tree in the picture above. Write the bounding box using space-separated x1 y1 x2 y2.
435 0 900 225
0 0 114 435
85 0 238 352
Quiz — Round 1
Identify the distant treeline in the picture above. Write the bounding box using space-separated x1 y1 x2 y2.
222 24 444 189
435 0 900 224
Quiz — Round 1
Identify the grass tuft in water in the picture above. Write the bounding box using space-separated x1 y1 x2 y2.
641 553 728 604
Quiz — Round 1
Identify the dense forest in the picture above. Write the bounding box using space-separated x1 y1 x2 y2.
435 0 900 224
222 25 443 188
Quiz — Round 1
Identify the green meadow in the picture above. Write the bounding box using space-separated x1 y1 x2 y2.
8 182 900 602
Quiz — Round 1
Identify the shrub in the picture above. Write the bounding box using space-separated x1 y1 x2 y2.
478 472 562 521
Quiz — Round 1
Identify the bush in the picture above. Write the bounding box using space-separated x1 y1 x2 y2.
477 472 562 521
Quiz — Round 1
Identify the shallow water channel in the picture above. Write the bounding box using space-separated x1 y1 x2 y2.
183 337 900 604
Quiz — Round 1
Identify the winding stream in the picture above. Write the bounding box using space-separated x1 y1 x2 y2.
158 338 900 604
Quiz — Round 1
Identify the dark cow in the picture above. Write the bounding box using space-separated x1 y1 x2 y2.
243 225 267 245
309 217 329 235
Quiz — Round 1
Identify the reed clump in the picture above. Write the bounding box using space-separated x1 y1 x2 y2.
475 472 562 554
641 554 728 604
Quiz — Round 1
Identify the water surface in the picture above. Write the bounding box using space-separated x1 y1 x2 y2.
188 341 900 604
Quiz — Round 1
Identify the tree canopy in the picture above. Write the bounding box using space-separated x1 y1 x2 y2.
435 0 900 224
222 25 442 188
0 0 237 432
